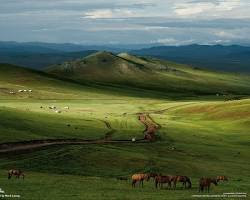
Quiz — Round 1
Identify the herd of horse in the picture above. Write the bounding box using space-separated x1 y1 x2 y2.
130 173 228 192
7 169 228 193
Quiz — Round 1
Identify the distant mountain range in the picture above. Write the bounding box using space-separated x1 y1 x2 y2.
0 41 249 72
132 44 250 72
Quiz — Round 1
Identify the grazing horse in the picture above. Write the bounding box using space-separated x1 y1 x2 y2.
199 177 217 192
148 173 158 180
173 176 192 189
8 170 25 180
216 176 228 182
131 174 149 188
155 175 172 189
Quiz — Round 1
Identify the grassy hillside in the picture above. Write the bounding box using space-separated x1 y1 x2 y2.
0 63 173 100
47 51 250 96
0 99 249 199
0 62 249 199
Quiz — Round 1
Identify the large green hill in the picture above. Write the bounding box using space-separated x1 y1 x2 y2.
47 51 250 96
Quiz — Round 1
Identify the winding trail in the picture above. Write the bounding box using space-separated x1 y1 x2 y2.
0 107 167 153
138 113 160 141
0 138 148 153
99 119 115 140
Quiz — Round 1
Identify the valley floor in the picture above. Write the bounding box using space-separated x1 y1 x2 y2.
0 97 250 199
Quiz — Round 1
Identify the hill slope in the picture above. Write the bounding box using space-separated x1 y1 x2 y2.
47 51 250 96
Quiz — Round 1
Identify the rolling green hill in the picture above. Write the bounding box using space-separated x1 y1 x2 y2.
0 58 250 199
47 51 250 96
0 63 172 100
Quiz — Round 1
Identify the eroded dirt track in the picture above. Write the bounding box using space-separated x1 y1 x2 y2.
0 113 161 153
0 138 148 153
138 113 160 141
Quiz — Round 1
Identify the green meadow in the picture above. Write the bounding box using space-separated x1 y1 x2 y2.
0 53 249 199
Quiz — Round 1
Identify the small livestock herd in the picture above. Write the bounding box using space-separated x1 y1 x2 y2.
127 173 228 192
7 169 228 193
40 105 69 114
8 89 32 94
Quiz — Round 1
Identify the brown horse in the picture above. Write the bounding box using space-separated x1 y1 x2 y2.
155 175 173 189
131 173 149 188
8 169 25 180
148 173 158 180
172 176 192 189
199 177 217 192
216 176 228 182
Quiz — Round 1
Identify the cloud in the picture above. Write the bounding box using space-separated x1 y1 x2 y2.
0 0 250 45
150 38 196 46
83 9 138 19
139 18 250 29
174 0 241 17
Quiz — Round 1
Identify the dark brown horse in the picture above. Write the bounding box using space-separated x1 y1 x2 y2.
8 169 25 180
199 177 217 192
155 175 173 189
148 173 158 180
131 173 150 188
216 176 228 182
172 176 192 189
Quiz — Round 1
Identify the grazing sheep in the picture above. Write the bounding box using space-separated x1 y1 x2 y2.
132 138 136 142
18 90 23 92
49 105 56 109
64 106 69 109
55 110 61 113
28 89 32 92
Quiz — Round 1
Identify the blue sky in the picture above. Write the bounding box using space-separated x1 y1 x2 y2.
1 0 250 45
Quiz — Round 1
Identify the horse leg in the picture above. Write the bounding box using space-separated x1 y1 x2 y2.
199 185 204 192
132 180 136 188
168 182 171 190
141 180 144 188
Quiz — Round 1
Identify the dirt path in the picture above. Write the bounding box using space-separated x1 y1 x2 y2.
99 119 115 140
0 112 162 153
138 113 160 141
0 138 148 153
